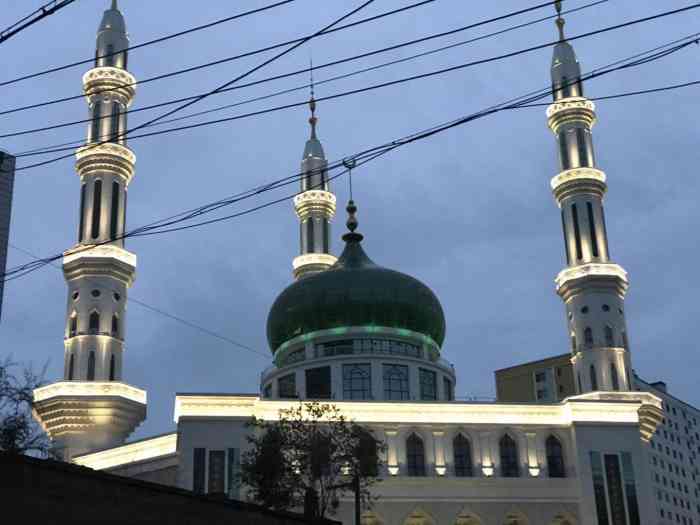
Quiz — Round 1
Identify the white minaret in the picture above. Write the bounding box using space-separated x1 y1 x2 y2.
547 3 632 393
291 80 337 279
33 1 146 460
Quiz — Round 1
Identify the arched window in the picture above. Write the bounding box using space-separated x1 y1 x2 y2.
109 354 116 381
605 325 614 346
584 327 593 346
109 102 120 142
611 363 620 391
356 429 379 477
546 435 566 478
499 434 520 477
87 351 96 381
570 334 577 353
406 433 426 477
453 434 473 477
89 311 100 334
69 313 77 337
110 181 120 240
589 365 598 391
91 180 102 239
68 353 74 381
79 183 86 242
90 101 102 143
111 314 119 337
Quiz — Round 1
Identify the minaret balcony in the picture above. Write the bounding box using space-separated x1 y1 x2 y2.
555 262 629 300
546 96 596 134
63 244 136 285
293 253 337 279
293 190 336 220
75 142 135 182
82 66 136 106
551 167 607 203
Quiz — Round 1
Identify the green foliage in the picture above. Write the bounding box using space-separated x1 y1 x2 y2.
240 401 385 518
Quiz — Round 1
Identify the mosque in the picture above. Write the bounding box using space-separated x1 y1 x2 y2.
32 3 667 524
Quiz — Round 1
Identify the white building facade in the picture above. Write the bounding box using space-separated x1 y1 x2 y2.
34 4 674 525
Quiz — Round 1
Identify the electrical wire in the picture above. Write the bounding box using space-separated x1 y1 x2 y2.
7 244 269 358
2 0 608 145
0 0 295 87
4 32 697 282
0 0 436 117
0 0 76 45
13 10 700 166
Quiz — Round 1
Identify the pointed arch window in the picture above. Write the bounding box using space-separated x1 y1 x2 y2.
91 180 102 239
546 435 566 478
87 351 96 381
110 181 120 240
571 203 583 260
611 363 620 391
89 311 100 334
453 434 473 477
499 434 520 477
584 326 593 347
406 433 426 477
79 183 86 242
590 365 598 391
605 325 614 346
90 101 102 143
109 354 116 381
69 313 77 337
109 102 120 143
111 314 119 337
586 201 599 257
68 353 74 381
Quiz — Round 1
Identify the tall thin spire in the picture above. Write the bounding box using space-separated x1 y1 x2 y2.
308 58 318 139
555 0 565 41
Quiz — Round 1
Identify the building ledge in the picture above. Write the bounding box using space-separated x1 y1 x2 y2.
34 381 146 405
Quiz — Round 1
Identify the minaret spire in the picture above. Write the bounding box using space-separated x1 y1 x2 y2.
32 3 145 461
111 0 118 10
291 58 337 279
545 7 632 394
555 0 565 41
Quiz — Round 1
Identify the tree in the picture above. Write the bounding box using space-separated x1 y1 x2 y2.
240 401 384 520
0 357 52 456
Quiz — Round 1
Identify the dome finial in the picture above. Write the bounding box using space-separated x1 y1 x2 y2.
343 199 363 243
555 0 566 41
308 57 318 139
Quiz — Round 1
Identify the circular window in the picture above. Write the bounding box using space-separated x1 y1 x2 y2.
91 289 101 298
72 291 79 301
602 304 610 312
113 292 121 302
581 306 589 314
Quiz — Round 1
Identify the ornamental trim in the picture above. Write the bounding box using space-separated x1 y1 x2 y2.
555 262 628 290
550 167 606 191
33 381 147 405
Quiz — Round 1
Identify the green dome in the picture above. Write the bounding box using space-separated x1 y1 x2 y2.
266 213 446 352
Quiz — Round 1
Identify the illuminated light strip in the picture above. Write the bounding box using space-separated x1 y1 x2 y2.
33 381 146 405
73 432 176 470
293 190 336 209
555 263 628 289
550 167 606 191
82 67 137 99
292 253 338 270
63 244 137 268
174 391 662 426
545 96 595 118
75 142 136 165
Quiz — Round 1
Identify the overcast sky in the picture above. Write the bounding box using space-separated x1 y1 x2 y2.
2 0 699 439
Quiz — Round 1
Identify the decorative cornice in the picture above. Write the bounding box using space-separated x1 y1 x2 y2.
82 66 136 105
292 253 337 279
546 96 596 134
73 432 177 470
550 167 607 203
555 262 629 300
34 381 146 404
75 142 135 182
293 190 336 220
63 244 136 285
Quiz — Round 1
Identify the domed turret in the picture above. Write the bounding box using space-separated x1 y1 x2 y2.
267 201 446 353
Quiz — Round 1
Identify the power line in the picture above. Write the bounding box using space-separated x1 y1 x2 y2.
3 0 607 145
0 0 76 45
0 0 296 87
7 243 269 358
0 0 436 117
13 8 700 166
4 33 696 282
